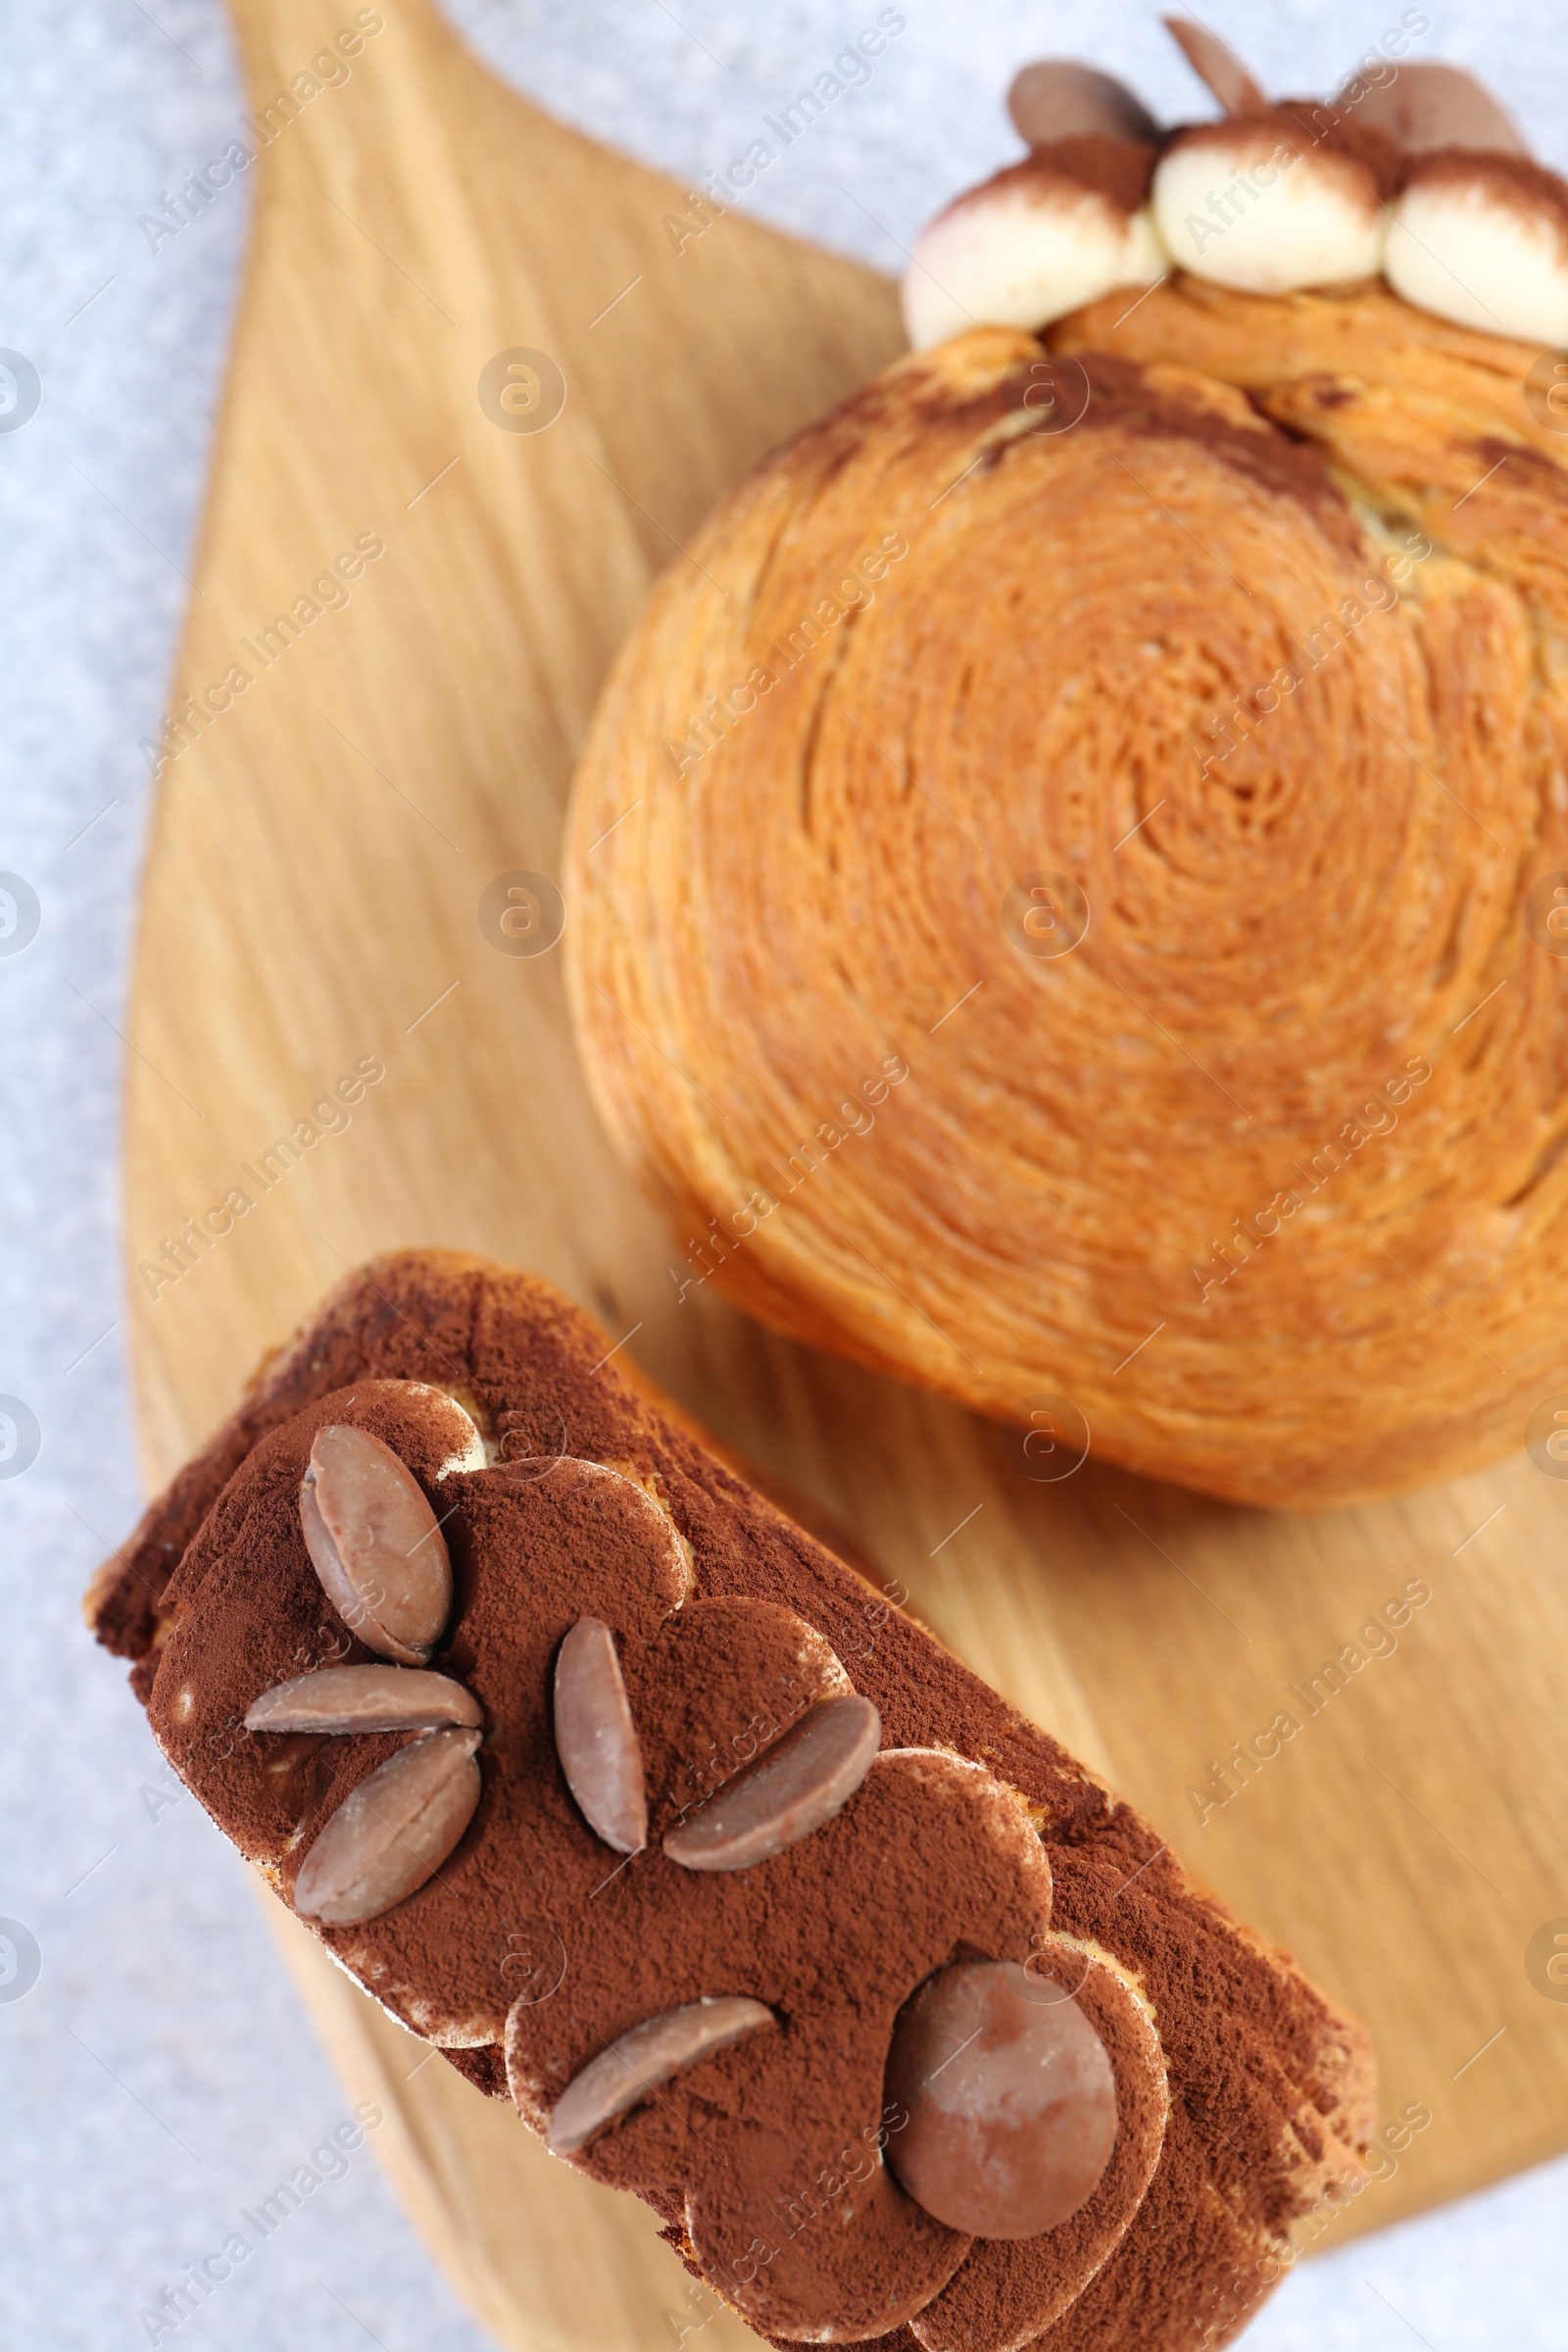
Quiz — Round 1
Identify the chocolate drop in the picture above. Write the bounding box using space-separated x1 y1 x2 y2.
546 1995 775 2156
662 1692 880 1872
1162 16 1265 116
885 1960 1117 2238
1006 61 1159 149
246 1663 481 1734
1345 61 1527 156
301 1423 452 1663
553 1617 648 1854
293 1727 481 1925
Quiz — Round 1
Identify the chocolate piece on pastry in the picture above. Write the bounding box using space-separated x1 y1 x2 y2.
1160 16 1265 121
87 1251 1374 2348
1007 62 1159 153
1341 60 1527 157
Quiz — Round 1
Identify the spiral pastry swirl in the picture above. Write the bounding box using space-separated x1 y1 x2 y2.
566 286 1568 1505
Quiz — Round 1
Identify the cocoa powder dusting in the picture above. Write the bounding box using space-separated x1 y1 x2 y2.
1165 102 1403 206
1005 137 1158 218
90 1251 1372 2348
949 144 1156 226
1404 148 1568 262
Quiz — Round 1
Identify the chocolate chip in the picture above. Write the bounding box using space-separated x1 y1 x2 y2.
1343 61 1528 155
293 1727 481 1925
1161 17 1265 116
546 1995 775 2156
1006 61 1159 148
884 1960 1117 2238
246 1664 481 1735
553 1618 647 1854
662 1692 879 1872
300 1424 452 1664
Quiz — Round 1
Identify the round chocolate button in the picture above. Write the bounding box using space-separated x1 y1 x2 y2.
884 1959 1116 2239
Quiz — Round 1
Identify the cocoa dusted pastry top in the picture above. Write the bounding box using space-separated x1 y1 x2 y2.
87 1250 1374 2348
906 20 1567 346
564 27 1568 1512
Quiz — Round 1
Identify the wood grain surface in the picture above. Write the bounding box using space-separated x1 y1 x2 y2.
122 1 1568 2343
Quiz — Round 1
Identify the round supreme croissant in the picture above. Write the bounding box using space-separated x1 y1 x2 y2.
565 28 1568 1509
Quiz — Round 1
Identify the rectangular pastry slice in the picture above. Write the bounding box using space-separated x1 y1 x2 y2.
87 1249 1374 2350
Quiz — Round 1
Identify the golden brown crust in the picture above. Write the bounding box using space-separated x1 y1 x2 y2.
564 290 1568 1508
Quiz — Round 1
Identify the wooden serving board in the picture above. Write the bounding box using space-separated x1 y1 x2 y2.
122 1 1568 2342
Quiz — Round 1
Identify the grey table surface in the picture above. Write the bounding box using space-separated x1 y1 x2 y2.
2 2 1565 2346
